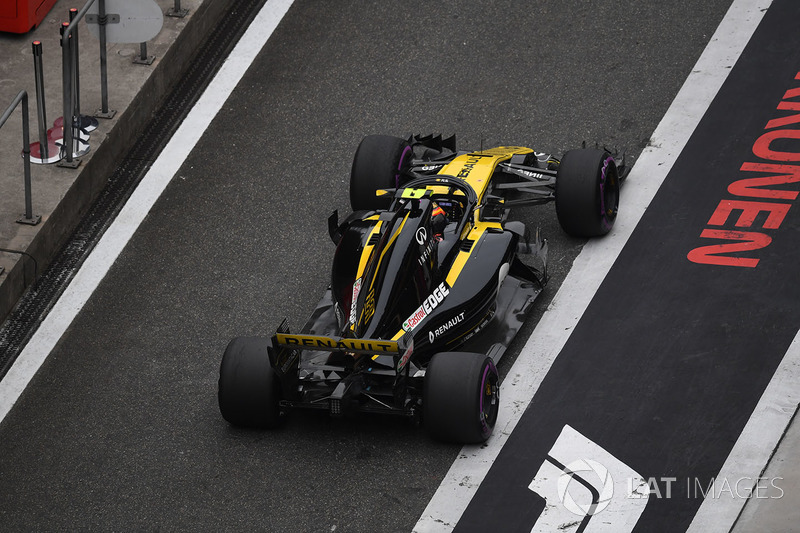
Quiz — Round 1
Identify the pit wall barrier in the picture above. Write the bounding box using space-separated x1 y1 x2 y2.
0 0 238 323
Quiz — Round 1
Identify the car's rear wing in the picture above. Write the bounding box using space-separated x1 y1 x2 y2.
269 329 415 379
273 333 407 355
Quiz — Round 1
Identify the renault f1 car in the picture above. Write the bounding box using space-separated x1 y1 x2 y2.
218 134 626 443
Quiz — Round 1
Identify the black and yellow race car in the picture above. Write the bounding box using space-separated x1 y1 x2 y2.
218 134 626 443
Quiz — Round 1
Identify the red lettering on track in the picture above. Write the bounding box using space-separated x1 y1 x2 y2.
707 199 790 229
752 129 800 162
687 230 772 268
765 100 800 129
728 163 800 200
688 71 800 267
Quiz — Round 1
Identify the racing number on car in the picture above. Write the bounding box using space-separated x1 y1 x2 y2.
527 425 649 532
362 288 376 323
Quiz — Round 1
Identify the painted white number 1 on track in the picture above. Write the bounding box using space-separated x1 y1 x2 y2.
528 425 649 532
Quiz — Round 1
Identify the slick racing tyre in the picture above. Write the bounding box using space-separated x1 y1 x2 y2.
555 148 620 237
350 135 412 211
423 352 500 444
218 337 282 428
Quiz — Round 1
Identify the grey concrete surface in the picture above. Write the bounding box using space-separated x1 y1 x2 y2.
0 0 234 323
732 411 800 533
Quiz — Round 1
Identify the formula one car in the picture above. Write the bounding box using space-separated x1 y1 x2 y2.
218 134 626 443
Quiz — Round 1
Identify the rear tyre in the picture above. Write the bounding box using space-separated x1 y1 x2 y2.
423 352 500 444
350 135 412 211
555 148 620 237
218 337 282 428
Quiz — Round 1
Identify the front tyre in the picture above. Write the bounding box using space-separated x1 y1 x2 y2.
350 135 412 211
218 337 282 429
423 352 500 444
555 149 620 237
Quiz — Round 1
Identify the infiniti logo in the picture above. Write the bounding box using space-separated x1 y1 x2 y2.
415 227 427 245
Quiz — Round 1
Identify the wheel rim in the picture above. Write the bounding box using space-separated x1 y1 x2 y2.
478 362 499 435
599 156 619 230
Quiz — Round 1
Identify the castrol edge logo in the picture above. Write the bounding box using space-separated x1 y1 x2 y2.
402 282 449 332
349 278 362 325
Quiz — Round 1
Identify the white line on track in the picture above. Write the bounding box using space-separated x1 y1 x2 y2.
413 0 773 530
689 328 800 532
0 0 296 424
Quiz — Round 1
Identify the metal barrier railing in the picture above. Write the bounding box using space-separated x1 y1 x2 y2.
167 0 189 18
30 40 60 165
0 90 41 226
59 0 111 168
4 0 170 222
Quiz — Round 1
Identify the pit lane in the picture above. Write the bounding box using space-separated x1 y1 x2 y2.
0 1 733 530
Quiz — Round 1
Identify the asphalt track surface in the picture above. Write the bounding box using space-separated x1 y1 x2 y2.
455 1 800 530
0 1 734 531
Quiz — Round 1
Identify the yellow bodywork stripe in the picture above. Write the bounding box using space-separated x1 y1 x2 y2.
438 147 532 200
385 221 501 347
352 214 409 333
350 221 382 333
368 213 409 292
354 220 382 281
372 147 535 351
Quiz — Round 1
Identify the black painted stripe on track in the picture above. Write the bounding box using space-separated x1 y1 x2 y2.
455 1 800 531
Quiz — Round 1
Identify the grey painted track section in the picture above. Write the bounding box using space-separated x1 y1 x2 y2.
0 1 734 531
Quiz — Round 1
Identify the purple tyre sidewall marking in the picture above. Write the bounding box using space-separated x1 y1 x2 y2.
599 156 616 231
395 145 412 187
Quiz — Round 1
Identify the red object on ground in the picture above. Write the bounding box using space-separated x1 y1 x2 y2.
0 0 59 34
